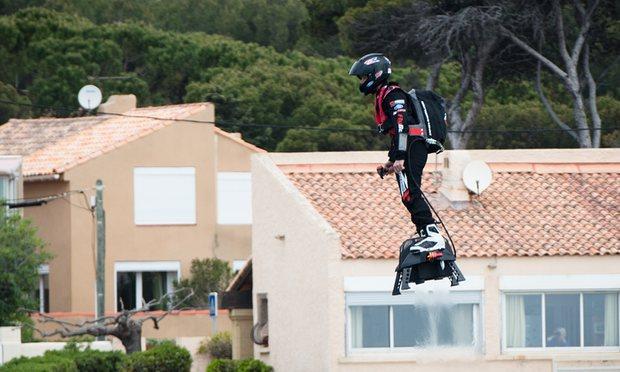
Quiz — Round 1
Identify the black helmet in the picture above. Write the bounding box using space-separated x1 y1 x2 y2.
349 53 391 95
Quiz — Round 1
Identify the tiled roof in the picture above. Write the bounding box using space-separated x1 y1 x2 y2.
287 171 619 259
0 103 211 176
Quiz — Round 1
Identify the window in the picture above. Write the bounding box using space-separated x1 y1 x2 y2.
232 260 247 273
0 175 17 202
133 167 196 225
35 265 49 313
217 172 252 225
115 262 180 311
346 291 481 352
504 292 619 349
252 293 268 347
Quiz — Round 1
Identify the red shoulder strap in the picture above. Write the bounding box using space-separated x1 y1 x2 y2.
375 85 400 125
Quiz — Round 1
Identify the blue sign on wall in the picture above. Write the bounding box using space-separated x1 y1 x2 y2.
208 292 218 317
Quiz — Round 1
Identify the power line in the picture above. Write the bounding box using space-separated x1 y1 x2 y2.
0 98 617 134
2 190 92 209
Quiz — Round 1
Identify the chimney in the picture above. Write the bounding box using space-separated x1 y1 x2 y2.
98 94 137 114
438 150 472 204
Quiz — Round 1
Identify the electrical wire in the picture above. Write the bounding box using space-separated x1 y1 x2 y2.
2 190 91 207
0 98 616 134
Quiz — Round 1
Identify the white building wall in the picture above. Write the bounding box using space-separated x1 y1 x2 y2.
252 154 342 371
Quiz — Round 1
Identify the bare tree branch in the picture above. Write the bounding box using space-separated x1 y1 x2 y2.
582 43 602 147
535 60 579 141
554 0 573 68
570 0 599 62
26 288 194 354
500 27 568 78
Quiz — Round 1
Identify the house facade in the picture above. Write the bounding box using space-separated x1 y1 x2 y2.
251 149 620 372
0 95 262 332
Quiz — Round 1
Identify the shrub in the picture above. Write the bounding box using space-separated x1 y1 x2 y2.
206 359 273 372
145 338 175 350
199 332 232 359
0 343 125 372
0 354 77 372
123 342 191 372
45 343 125 372
73 349 125 372
206 359 236 372
237 359 273 372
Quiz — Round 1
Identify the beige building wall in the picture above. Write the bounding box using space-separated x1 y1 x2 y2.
253 151 620 372
24 181 72 312
22 103 260 316
214 132 258 264
252 154 342 370
64 111 217 313
337 256 620 371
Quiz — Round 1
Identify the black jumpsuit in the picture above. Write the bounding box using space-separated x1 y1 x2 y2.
381 87 434 233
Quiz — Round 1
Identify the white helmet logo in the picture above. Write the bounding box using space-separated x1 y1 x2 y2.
364 56 380 65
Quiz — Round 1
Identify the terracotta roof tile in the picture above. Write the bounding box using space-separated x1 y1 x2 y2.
0 103 226 176
287 171 619 259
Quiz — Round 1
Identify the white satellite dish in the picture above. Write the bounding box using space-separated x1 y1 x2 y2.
77 85 102 110
462 160 493 195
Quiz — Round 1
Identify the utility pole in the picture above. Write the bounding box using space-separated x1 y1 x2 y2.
95 180 105 341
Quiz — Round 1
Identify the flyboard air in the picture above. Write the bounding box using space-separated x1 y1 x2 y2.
378 167 466 295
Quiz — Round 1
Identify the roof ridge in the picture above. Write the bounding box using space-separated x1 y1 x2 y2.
7 115 111 123
129 102 209 111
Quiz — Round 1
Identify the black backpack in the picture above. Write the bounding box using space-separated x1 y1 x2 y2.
407 89 448 154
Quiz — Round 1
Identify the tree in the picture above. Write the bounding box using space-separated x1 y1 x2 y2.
339 1 504 149
31 288 193 354
0 206 51 326
499 0 605 148
0 81 31 124
174 258 232 308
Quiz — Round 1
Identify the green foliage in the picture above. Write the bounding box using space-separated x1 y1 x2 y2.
198 332 232 359
0 354 77 372
0 343 125 372
0 81 30 123
206 359 273 372
0 205 51 326
49 343 125 372
0 6 618 150
174 258 232 308
145 338 175 349
123 342 192 372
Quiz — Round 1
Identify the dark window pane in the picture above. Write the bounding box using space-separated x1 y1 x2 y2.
142 272 167 310
42 274 49 313
117 272 136 310
350 306 389 348
584 293 619 346
393 305 429 347
545 294 580 347
524 295 542 347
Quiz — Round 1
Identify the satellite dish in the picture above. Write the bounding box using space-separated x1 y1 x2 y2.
78 85 102 110
462 160 493 195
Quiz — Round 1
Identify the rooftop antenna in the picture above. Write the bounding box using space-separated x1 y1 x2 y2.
78 85 102 111
462 160 493 196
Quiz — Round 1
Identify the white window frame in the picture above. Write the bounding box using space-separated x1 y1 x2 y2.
38 265 49 313
217 172 252 225
232 259 247 273
500 275 620 355
133 167 196 225
344 276 484 356
114 261 181 312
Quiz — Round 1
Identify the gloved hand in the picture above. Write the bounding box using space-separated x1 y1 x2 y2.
392 159 405 173
377 161 394 178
